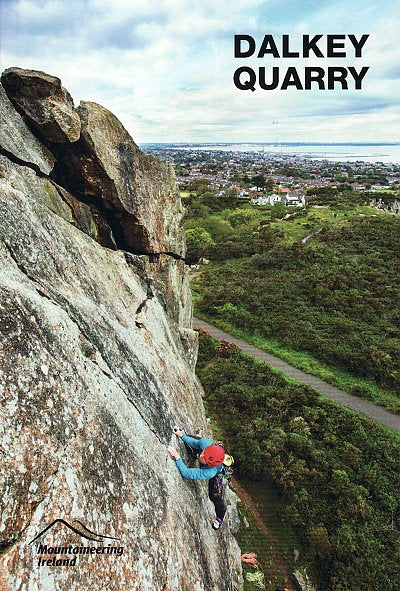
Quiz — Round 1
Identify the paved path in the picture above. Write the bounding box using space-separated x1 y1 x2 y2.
193 317 400 433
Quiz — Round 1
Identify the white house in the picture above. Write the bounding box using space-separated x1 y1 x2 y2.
251 193 283 206
251 195 270 205
282 191 306 207
268 193 284 205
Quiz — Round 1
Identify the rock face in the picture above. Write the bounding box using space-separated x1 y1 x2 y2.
0 69 242 591
1 67 81 143
1 67 185 256
0 83 55 174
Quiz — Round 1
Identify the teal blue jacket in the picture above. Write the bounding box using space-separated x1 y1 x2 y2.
175 434 223 480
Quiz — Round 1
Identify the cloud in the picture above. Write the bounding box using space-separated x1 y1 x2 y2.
0 0 399 142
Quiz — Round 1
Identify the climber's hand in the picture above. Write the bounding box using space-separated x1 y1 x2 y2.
172 427 184 438
167 446 180 461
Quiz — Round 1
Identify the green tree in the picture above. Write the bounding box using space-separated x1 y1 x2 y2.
185 227 214 264
270 202 287 219
266 177 275 192
251 174 266 191
227 208 259 227
186 178 210 192
184 198 211 219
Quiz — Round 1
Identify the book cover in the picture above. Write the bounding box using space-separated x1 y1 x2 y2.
0 2 399 591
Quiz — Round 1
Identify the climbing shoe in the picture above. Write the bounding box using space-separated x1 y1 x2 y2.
212 517 223 530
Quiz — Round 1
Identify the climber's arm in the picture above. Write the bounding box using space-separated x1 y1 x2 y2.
181 434 203 449
172 427 212 451
175 458 217 480
167 446 217 480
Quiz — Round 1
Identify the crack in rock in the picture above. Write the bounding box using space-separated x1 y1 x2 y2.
135 279 155 326
0 146 47 177
0 148 185 262
0 520 32 556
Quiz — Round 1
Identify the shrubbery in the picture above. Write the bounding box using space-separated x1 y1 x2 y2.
185 227 214 264
196 332 400 591
197 217 400 394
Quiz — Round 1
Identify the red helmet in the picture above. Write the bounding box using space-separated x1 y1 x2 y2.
203 445 225 466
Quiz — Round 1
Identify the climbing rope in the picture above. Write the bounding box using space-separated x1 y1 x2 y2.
241 552 266 590
245 569 265 589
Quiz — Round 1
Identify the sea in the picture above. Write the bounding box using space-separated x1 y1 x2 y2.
147 143 400 164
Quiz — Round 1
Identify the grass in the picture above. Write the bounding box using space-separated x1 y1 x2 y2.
269 205 391 244
193 307 400 414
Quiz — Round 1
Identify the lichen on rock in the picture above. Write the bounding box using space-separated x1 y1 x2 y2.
0 68 242 591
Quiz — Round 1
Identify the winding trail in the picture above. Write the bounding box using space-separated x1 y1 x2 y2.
193 317 400 433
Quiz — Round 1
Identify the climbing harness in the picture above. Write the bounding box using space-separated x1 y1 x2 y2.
211 474 225 497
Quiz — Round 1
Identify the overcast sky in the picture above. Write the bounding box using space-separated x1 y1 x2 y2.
1 0 399 143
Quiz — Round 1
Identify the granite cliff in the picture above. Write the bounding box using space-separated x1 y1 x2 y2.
0 68 242 591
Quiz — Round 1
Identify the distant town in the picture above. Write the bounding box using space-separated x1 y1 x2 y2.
143 146 400 209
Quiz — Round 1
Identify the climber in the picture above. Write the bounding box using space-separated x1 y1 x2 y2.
167 427 227 530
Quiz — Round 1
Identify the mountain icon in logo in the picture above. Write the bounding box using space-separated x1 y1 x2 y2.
29 519 120 544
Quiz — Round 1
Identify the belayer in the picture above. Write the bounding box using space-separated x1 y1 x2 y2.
167 427 233 530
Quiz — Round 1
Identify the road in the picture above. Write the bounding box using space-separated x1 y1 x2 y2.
193 317 400 433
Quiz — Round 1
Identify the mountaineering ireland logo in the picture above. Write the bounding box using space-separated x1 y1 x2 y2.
29 519 125 567
29 518 120 544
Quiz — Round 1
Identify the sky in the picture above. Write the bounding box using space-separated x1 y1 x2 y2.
0 0 399 143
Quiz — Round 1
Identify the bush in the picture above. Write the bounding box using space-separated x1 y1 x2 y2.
185 216 233 242
270 202 287 219
196 217 400 392
185 227 214 264
196 333 400 590
227 208 260 227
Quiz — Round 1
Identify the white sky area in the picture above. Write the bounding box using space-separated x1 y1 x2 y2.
0 0 399 143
